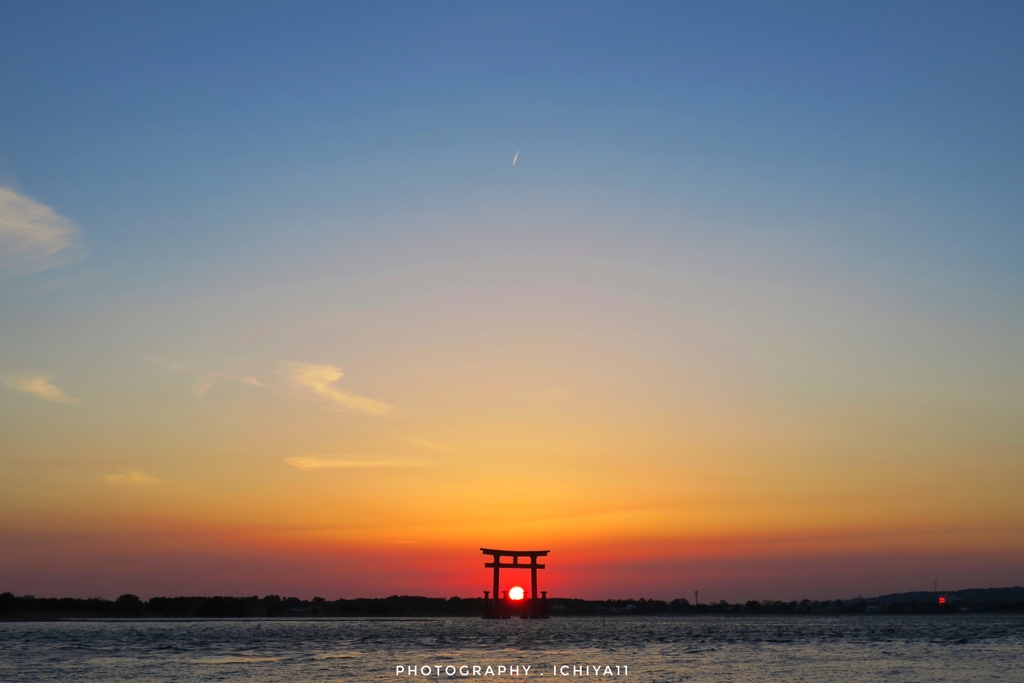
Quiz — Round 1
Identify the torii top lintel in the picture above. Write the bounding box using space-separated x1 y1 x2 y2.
480 548 550 570
480 548 549 557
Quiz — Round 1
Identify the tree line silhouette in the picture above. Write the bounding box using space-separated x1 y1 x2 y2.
4 589 1023 619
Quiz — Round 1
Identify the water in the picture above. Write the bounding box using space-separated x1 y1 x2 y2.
1 615 1022 682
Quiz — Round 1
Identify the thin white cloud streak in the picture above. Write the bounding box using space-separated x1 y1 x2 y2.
105 470 158 485
528 386 569 409
0 186 81 277
283 362 393 416
405 437 444 451
285 456 421 469
3 374 80 404
144 356 264 398
143 356 189 373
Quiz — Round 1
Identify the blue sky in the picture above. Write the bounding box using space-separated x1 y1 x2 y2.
3 2 1022 285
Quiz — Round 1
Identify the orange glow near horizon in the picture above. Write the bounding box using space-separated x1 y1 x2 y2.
2 184 1024 604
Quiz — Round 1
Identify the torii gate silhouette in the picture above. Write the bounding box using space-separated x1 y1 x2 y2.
480 547 550 619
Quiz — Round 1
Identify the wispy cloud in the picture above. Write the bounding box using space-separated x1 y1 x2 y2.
283 362 393 416
405 437 444 451
3 374 79 404
0 186 81 277
528 386 569 409
105 470 158 485
285 456 420 470
143 355 190 373
144 356 264 398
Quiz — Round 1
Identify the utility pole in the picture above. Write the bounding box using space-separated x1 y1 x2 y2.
694 590 699 606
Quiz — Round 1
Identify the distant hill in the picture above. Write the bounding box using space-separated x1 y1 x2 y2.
853 586 1024 605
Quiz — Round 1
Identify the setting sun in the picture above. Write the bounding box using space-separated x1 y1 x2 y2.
509 586 525 601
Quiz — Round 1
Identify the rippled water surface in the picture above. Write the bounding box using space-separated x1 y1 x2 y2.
2 615 1022 682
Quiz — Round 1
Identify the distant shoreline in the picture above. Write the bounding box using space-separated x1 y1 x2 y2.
4 613 1024 623
4 588 1024 620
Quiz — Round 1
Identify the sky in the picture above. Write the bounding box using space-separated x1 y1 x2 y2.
1 1 1023 603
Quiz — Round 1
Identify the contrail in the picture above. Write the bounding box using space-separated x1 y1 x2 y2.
512 150 518 166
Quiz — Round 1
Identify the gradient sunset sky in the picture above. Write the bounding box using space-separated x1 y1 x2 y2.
2 2 1023 603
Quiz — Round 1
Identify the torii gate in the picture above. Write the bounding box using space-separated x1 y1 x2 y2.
480 547 550 619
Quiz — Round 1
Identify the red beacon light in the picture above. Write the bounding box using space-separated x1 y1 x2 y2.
938 596 946 605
